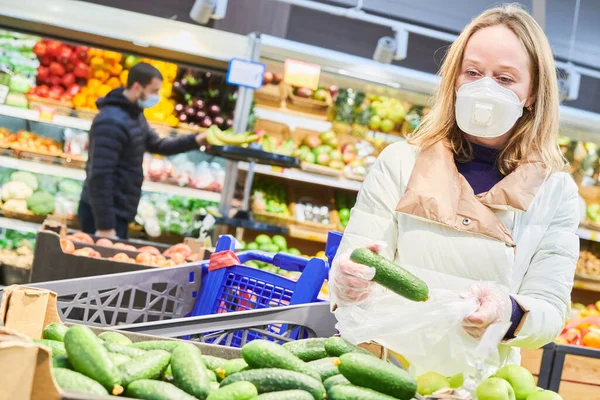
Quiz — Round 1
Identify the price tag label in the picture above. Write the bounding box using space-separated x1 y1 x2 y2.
38 104 56 122
271 166 284 173
590 231 598 242
284 59 320 90
226 58 265 90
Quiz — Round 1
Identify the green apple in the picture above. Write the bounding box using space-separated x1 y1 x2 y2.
417 371 450 395
389 105 407 123
380 119 394 133
376 108 389 119
494 365 537 400
476 377 516 400
369 115 381 130
449 372 464 388
526 390 562 400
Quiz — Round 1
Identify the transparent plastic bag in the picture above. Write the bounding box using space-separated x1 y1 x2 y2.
335 287 495 377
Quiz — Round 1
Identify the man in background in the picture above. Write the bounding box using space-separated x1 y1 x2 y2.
78 62 206 238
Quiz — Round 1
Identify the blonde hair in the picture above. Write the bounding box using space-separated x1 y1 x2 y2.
408 3 567 175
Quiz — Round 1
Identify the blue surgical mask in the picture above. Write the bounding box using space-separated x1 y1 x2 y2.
138 93 160 109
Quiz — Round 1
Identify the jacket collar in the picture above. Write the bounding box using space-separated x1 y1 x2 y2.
395 141 547 245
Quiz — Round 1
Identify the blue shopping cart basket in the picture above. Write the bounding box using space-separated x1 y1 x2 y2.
189 235 330 345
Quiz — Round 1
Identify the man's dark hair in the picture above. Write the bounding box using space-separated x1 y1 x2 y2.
126 62 163 88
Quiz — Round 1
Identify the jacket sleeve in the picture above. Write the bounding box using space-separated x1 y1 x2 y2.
87 121 127 231
508 174 580 348
145 125 198 156
329 145 404 309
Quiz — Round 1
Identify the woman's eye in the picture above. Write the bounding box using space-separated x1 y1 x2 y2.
498 76 513 84
466 70 478 77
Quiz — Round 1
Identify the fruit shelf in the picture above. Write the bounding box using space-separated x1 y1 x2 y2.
0 104 198 138
0 155 221 202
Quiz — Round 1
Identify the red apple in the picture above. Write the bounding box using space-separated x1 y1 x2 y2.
48 86 63 100
37 66 50 82
58 46 73 65
62 73 75 88
47 75 62 87
74 45 88 61
60 93 73 103
263 71 274 85
46 41 62 58
36 85 49 98
32 41 47 57
272 73 283 84
342 151 357 164
40 55 52 67
67 84 81 97
49 62 66 77
73 62 88 79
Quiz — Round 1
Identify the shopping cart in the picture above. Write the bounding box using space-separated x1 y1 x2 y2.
11 234 331 347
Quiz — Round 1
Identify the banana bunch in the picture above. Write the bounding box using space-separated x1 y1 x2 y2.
206 126 258 146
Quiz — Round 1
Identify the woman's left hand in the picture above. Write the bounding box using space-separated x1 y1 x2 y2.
461 283 512 338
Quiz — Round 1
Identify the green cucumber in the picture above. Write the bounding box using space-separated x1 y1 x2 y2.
216 358 248 380
131 340 181 352
241 340 321 381
98 331 132 346
108 352 131 366
103 341 146 358
64 325 123 395
252 390 314 399
163 364 173 381
337 353 416 400
171 342 211 399
125 379 198 400
34 339 67 357
350 248 429 302
221 369 325 400
323 374 350 391
282 338 328 361
120 349 171 386
209 382 220 392
327 384 398 400
324 337 372 357
52 368 108 395
206 381 258 400
52 355 72 369
43 322 69 342
203 355 227 372
206 369 218 382
307 357 339 381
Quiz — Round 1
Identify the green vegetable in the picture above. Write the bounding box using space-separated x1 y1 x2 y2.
130 340 181 352
120 349 171 386
202 355 227 373
34 339 67 357
125 379 198 400
216 358 248 380
252 390 314 400
307 357 339 381
206 369 217 382
221 369 326 400
241 340 321 381
11 171 38 191
206 381 258 400
324 337 372 358
282 338 328 362
337 353 416 400
103 341 146 358
42 323 69 342
64 325 123 395
163 364 173 381
327 385 397 400
171 342 211 399
350 248 429 302
98 331 132 346
52 368 108 396
52 355 72 369
26 191 55 215
58 179 83 198
323 374 350 391
108 352 131 366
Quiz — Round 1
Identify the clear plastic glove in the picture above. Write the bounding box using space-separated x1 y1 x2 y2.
332 242 385 306
461 283 512 339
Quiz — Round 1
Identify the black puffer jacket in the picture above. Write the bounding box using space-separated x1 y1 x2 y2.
81 88 198 230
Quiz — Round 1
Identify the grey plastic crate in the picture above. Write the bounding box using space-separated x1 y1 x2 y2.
30 263 202 326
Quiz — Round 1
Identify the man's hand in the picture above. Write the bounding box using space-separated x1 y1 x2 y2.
95 229 116 238
195 132 207 147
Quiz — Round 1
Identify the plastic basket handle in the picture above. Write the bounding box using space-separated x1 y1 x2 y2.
237 250 315 272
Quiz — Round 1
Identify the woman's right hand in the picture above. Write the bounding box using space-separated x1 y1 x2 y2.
332 243 382 305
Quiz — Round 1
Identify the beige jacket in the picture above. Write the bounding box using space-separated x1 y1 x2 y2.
331 140 580 370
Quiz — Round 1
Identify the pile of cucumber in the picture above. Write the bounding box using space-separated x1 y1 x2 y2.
36 322 418 399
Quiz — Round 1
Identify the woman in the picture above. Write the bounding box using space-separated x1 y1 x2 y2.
331 4 579 370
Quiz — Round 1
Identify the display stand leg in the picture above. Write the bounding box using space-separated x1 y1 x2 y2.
548 351 565 392
537 343 555 389
219 160 239 218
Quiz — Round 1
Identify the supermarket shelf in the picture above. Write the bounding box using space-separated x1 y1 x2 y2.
254 106 332 132
573 276 600 293
0 104 91 130
238 162 363 191
0 216 40 233
577 227 600 242
0 155 222 202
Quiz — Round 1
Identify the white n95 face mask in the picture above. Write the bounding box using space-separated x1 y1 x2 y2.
455 77 525 138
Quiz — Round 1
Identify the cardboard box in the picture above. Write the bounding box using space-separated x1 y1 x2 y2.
0 285 60 340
